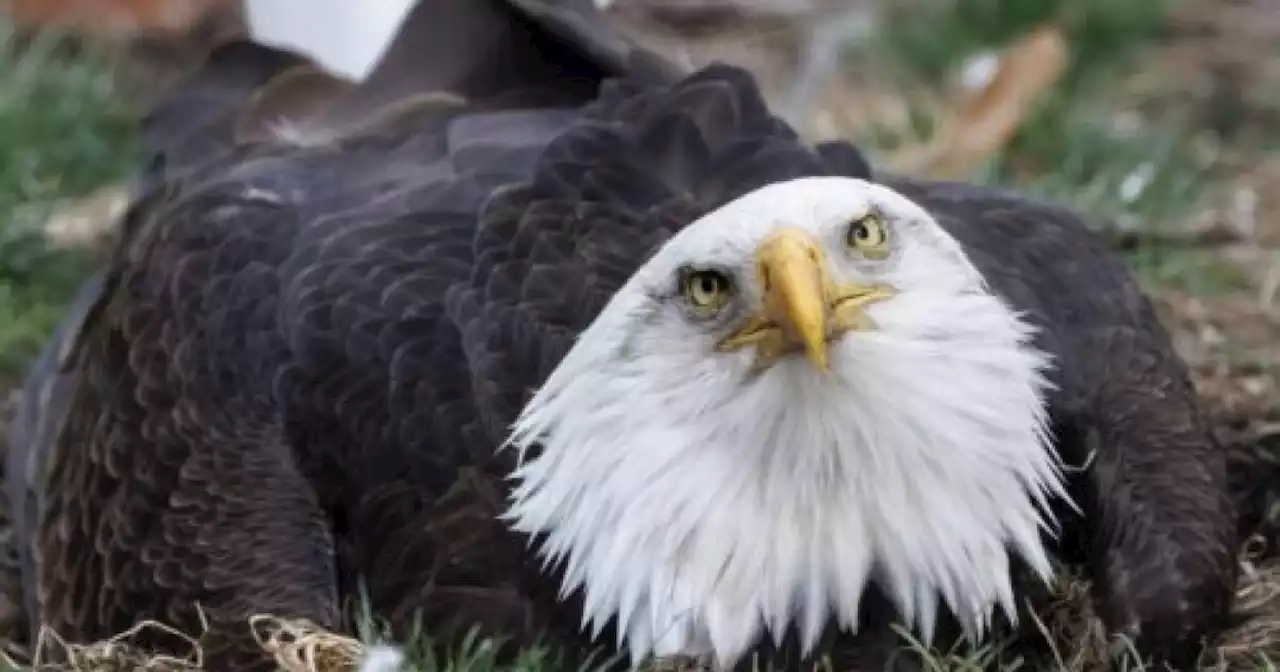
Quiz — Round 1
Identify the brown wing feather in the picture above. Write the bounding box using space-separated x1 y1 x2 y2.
27 14 649 657
4 276 104 647
23 58 877 671
39 177 341 669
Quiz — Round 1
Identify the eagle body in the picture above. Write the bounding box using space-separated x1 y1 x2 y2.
10 1 1236 669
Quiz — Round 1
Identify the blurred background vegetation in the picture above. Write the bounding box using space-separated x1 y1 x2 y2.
0 27 136 375
0 0 1275 387
0 0 1273 382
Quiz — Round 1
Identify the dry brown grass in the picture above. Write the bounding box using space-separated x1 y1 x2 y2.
0 609 368 672
1028 541 1280 671
5 550 1280 672
250 615 366 672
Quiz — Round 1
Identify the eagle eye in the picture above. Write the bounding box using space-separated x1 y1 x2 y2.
682 269 733 311
847 212 888 256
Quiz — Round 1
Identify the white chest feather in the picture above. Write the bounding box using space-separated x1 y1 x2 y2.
503 269 1067 669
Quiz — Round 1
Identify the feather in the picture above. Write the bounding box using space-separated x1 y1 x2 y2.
8 1 1238 670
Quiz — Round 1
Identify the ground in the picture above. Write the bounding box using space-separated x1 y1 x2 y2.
1 0 1279 669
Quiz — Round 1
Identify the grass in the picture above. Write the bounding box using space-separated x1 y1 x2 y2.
859 0 1244 295
0 26 137 378
0 0 1276 670
879 0 1175 89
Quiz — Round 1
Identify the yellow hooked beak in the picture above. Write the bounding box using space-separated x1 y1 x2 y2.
717 228 895 371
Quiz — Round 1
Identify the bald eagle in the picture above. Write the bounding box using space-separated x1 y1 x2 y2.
8 0 1238 670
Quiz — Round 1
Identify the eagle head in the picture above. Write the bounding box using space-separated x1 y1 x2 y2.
503 176 1067 668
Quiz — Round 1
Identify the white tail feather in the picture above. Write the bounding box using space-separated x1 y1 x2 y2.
242 0 416 79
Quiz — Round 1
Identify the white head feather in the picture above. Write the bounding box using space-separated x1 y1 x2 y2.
502 176 1068 668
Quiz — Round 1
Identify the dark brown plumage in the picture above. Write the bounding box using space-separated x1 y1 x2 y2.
5 0 1248 669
